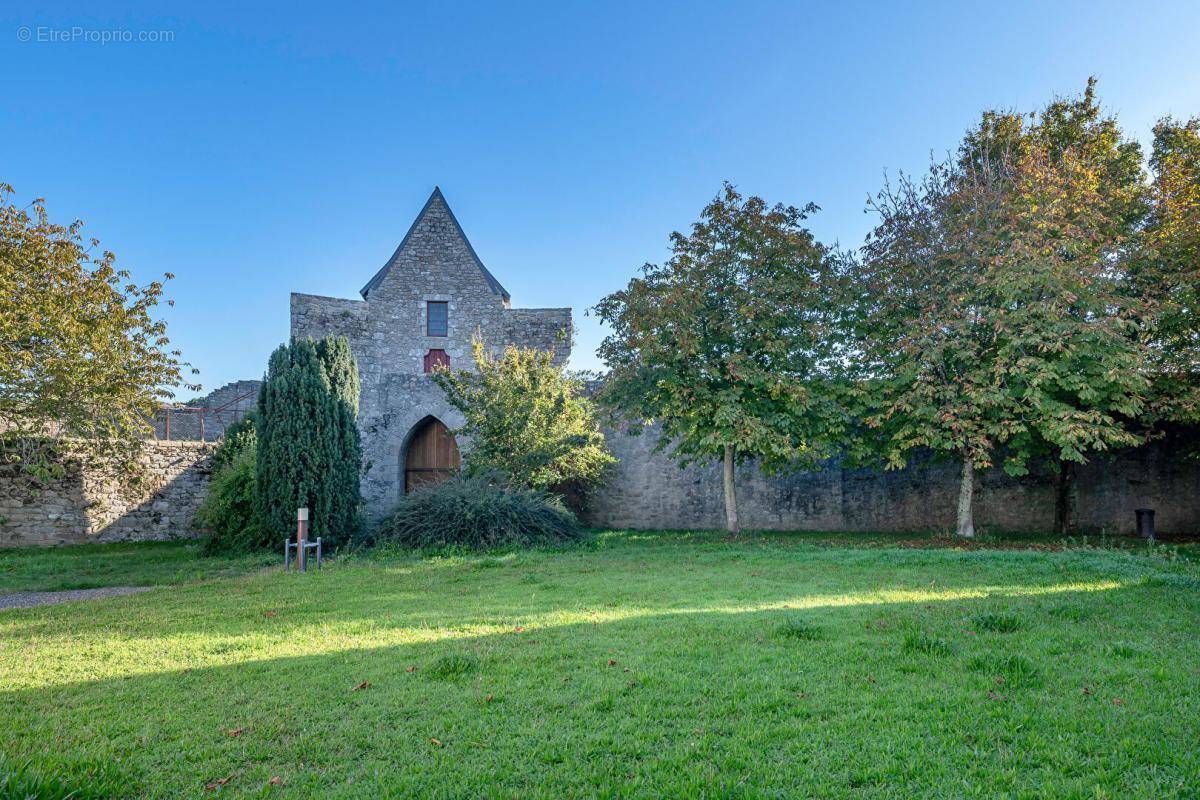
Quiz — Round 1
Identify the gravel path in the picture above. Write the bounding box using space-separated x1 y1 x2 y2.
0 586 152 610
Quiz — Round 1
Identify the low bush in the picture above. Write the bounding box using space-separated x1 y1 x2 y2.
375 473 584 550
210 411 256 474
197 448 267 553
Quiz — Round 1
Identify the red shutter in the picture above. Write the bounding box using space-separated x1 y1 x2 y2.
423 349 450 373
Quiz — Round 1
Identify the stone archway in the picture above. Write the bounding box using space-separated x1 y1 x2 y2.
403 416 461 493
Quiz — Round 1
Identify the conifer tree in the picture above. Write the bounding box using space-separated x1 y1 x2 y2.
255 336 361 545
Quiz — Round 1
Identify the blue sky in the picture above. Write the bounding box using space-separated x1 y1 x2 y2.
3 1 1198 399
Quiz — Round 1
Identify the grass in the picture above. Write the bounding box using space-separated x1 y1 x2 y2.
0 540 275 592
2 531 1199 797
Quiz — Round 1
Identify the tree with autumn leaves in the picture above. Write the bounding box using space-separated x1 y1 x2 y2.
599 82 1200 537
851 106 1149 538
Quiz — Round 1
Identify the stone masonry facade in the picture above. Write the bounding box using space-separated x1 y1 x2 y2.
579 424 1200 536
290 187 571 520
0 441 214 546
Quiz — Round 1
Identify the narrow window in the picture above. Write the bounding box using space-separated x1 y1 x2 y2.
427 301 448 337
424 349 450 373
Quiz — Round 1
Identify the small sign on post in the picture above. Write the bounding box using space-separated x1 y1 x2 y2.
296 507 309 572
283 508 323 572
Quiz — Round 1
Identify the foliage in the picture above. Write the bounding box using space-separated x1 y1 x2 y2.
0 753 130 800
255 337 362 547
197 447 266 553
594 183 849 532
0 183 196 485
210 410 257 474
851 82 1150 536
1137 116 1200 425
3 536 1198 797
375 472 583 550
432 337 615 491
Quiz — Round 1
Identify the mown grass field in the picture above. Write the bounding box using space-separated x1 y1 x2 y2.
2 532 1198 798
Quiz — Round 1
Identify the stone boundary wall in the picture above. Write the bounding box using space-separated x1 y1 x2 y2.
0 441 214 547
580 424 1200 535
6 428 1196 548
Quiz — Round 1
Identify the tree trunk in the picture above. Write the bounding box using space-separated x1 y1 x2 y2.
1054 459 1078 536
956 455 975 538
723 444 740 534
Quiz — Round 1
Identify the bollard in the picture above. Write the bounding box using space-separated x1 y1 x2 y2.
1135 508 1155 541
296 507 309 572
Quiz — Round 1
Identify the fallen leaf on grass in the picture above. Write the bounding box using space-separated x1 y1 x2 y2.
204 775 233 791
607 659 617 666
263 611 278 618
268 776 283 786
352 681 371 691
986 690 1006 701
430 738 444 747
1111 697 1124 706
1082 686 1093 696
406 666 416 673
226 727 246 737
485 694 493 703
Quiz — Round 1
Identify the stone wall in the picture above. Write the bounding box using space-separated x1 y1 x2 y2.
0 441 214 547
580 424 1200 535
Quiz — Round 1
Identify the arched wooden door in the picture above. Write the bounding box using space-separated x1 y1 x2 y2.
404 417 461 492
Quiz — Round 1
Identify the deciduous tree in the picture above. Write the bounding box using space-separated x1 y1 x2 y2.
1137 116 1200 428
854 101 1148 537
432 337 614 492
0 183 195 485
595 184 848 533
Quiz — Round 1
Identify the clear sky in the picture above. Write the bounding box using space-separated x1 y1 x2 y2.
3 1 1199 399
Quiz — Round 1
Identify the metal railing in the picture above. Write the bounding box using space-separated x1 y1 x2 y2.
153 386 258 442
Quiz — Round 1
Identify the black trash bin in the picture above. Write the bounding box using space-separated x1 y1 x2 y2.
1134 508 1156 540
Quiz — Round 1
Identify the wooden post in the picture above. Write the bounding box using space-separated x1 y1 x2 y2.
296 508 309 572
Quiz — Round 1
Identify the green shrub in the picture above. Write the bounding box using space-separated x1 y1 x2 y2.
210 410 256 474
197 447 267 553
432 337 615 492
375 473 584 550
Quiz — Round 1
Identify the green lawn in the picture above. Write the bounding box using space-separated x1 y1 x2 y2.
0 541 276 593
2 532 1198 798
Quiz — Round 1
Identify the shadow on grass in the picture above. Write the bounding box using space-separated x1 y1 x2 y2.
2 576 1194 798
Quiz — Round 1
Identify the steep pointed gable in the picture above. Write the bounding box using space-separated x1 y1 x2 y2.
359 187 510 302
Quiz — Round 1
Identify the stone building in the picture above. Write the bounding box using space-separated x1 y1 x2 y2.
290 187 571 520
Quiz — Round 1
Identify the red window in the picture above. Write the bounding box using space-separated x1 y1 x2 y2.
424 349 450 373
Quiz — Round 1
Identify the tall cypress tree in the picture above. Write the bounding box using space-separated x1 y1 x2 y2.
255 336 361 546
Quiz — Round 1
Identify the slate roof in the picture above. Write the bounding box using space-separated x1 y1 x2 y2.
359 187 511 302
